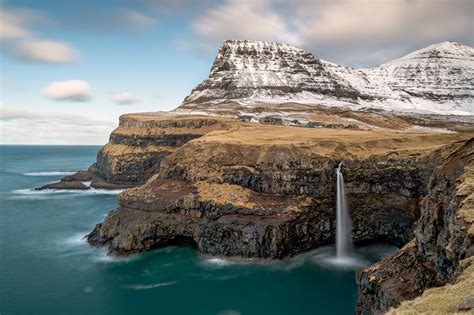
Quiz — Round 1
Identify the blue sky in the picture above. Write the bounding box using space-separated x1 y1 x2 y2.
1 0 473 144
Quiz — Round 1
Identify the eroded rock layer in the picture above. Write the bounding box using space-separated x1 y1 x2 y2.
356 139 474 314
45 112 472 313
86 115 472 262
38 114 236 190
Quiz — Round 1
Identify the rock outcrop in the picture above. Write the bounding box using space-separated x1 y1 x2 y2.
38 114 236 190
356 139 474 314
88 147 427 257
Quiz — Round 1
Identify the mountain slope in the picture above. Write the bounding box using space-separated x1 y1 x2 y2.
176 40 474 116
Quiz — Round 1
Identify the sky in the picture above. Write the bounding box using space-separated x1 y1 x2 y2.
1 0 473 144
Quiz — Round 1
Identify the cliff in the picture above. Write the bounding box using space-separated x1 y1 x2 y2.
356 138 474 314
37 114 236 190
39 110 473 312
84 115 472 261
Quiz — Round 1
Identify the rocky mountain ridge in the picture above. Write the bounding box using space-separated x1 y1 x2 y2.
177 40 474 116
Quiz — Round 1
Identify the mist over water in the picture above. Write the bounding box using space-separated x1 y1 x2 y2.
0 146 397 314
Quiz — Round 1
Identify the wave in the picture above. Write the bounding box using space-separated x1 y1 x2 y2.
93 248 140 264
122 281 176 290
63 232 88 246
202 257 236 267
23 171 76 176
11 188 123 197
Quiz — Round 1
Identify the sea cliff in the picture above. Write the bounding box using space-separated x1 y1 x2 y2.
44 112 473 313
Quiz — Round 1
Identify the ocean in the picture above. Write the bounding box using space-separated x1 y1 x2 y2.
0 145 396 315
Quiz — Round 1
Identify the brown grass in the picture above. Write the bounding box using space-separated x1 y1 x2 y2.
195 123 473 159
195 181 255 208
101 143 176 157
389 257 474 315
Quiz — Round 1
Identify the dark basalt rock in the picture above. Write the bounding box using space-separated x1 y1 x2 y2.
36 181 88 190
88 150 428 258
356 242 440 314
95 148 170 184
38 116 230 191
109 133 201 147
85 134 474 314
356 139 474 314
61 170 92 182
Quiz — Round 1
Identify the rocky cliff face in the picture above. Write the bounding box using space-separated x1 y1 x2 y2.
356 139 474 314
85 114 472 259
88 142 429 257
177 40 474 116
79 114 473 313
40 110 472 313
181 40 363 106
37 114 235 190
92 114 234 186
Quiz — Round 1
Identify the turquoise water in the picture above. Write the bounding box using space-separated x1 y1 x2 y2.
0 145 396 315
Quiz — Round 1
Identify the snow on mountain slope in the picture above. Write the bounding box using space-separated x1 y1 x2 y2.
374 41 474 100
177 40 474 116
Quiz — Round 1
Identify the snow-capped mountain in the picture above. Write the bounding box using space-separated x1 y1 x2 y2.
176 40 473 116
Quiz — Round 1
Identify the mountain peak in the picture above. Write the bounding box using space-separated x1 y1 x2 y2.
221 39 301 50
391 41 474 63
212 39 311 75
177 40 474 116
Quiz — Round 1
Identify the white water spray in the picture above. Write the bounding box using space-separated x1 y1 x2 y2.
336 162 353 258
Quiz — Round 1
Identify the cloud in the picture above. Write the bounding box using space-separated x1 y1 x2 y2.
58 9 157 31
0 102 36 120
0 77 24 91
0 103 116 144
190 0 300 53
295 0 473 44
135 0 217 15
187 0 473 67
13 39 79 63
119 10 156 29
291 0 474 66
0 8 42 40
0 7 80 64
112 92 139 105
42 80 91 102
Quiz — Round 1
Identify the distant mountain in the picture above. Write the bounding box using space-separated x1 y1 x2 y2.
176 40 473 116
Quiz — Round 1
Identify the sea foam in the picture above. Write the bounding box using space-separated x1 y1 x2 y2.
122 281 176 290
203 258 235 267
11 188 123 198
23 171 76 176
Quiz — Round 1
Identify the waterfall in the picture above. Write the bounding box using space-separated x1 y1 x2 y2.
336 162 353 258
